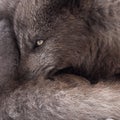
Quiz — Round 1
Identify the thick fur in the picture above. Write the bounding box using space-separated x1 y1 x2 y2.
13 0 120 82
0 18 18 95
0 0 120 82
0 0 19 19
0 75 120 120
0 0 120 120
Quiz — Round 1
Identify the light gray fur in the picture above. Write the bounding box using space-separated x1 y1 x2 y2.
0 75 120 120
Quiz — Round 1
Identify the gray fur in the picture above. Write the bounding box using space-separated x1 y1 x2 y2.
13 0 120 82
0 0 120 120
0 0 120 82
0 75 120 120
0 18 18 95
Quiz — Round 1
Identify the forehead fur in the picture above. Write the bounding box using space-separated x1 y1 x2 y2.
14 0 90 34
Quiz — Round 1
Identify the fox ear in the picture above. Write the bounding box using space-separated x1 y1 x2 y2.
0 0 19 20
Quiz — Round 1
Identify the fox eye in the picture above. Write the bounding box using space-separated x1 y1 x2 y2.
32 36 46 50
36 40 44 46
34 40 44 48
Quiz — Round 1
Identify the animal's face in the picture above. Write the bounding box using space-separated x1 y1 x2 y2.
14 0 94 81
14 0 120 82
